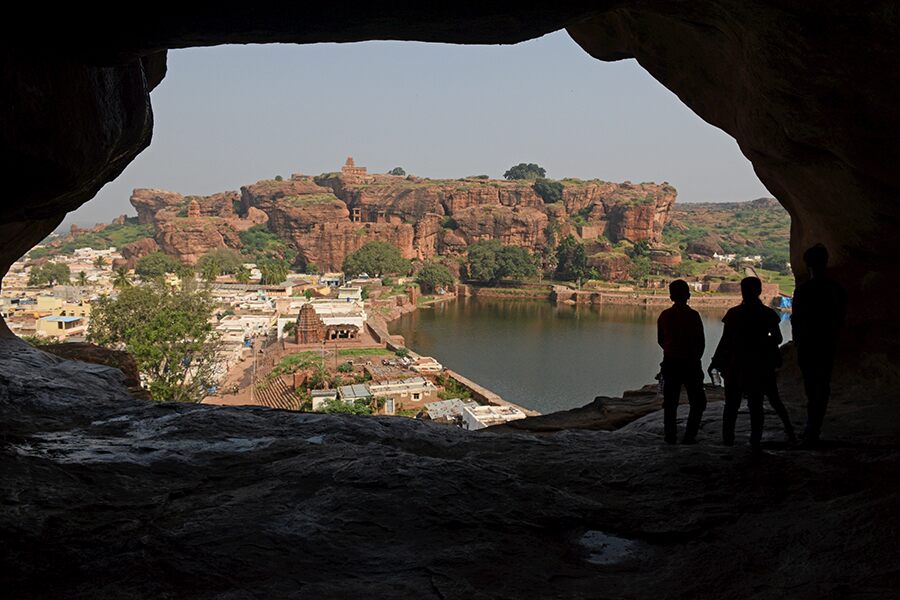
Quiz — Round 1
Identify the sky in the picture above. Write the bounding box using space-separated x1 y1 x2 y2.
63 30 770 228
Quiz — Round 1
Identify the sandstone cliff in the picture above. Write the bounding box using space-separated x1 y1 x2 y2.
131 170 677 271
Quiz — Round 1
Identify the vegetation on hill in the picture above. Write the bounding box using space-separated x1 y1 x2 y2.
238 224 297 264
29 218 152 258
664 199 791 272
503 163 547 181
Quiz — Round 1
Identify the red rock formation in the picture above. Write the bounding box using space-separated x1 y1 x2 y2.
120 237 160 267
133 170 677 271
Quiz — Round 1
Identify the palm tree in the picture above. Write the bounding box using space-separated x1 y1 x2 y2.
235 266 251 284
93 256 107 269
112 266 132 289
77 271 88 286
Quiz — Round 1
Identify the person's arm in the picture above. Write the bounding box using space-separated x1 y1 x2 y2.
710 316 732 373
770 310 783 346
695 311 706 358
657 312 666 350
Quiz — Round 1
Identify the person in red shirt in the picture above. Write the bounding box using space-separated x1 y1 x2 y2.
657 279 708 444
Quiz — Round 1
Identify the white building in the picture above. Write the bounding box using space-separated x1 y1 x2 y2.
461 405 528 431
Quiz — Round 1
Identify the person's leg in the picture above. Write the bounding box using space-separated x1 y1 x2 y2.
722 377 741 446
662 363 682 444
682 363 707 443
747 391 764 447
801 353 833 443
765 372 795 442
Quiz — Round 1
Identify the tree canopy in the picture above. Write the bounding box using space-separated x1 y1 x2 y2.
465 240 537 283
554 235 588 282
28 262 70 286
197 248 245 281
533 178 564 203
88 284 220 402
416 262 455 293
388 167 406 176
135 252 182 280
258 258 290 285
503 163 546 181
342 241 410 278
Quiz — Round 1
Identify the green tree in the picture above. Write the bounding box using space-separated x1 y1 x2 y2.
503 163 546 181
388 167 406 176
258 258 289 285
112 266 132 289
28 262 71 286
76 271 88 286
533 178 564 203
497 246 537 281
416 262 455 293
342 241 410 278
282 320 296 336
395 347 410 358
135 252 182 280
465 240 502 282
235 266 252 284
93 256 107 269
629 255 652 282
304 288 314 300
88 284 221 402
197 248 244 278
274 175 283 181
320 398 372 415
554 235 588 282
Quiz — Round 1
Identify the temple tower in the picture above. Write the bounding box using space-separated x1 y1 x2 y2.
295 303 324 345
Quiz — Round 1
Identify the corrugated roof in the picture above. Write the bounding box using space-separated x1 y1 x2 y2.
40 316 81 322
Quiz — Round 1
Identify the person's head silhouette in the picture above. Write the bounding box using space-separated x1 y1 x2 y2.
669 279 690 304
803 243 829 277
740 276 762 303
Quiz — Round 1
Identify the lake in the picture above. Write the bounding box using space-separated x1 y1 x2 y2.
392 298 792 414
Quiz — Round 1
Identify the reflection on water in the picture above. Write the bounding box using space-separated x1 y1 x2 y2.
392 298 792 415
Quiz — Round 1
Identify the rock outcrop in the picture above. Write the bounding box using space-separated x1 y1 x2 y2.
2 338 898 598
133 170 676 271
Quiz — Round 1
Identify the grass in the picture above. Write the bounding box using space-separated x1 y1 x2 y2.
337 348 392 357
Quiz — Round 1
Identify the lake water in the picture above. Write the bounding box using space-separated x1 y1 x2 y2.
393 298 792 415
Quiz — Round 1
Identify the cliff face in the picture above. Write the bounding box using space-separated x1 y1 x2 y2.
131 188 267 265
133 171 677 271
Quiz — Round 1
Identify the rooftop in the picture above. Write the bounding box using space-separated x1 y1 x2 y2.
39 315 81 323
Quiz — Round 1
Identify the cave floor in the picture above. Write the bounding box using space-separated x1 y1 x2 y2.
2 339 899 599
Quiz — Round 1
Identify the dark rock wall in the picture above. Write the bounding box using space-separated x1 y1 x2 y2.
2 3 898 347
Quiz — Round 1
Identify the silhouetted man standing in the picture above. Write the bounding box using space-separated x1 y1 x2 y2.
657 279 707 444
792 244 846 446
711 277 782 447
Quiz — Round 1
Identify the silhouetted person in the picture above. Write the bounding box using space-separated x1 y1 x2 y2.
657 279 707 444
710 277 782 447
792 244 846 446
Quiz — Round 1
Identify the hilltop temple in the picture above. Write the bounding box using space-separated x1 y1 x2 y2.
340 156 367 178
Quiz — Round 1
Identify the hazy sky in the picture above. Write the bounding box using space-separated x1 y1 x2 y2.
64 30 770 228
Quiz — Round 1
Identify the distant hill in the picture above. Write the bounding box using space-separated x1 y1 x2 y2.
664 197 790 269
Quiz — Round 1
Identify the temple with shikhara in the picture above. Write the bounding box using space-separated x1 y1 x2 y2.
294 303 324 345
340 156 367 177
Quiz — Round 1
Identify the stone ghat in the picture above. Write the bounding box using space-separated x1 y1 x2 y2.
2 337 899 598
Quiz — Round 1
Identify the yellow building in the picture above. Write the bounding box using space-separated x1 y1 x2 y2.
36 315 85 340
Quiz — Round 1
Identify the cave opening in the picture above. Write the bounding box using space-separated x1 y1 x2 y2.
3 6 900 597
